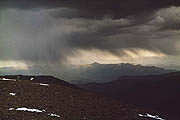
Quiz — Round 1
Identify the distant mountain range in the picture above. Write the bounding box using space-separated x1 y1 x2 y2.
67 62 176 83
0 63 176 84
79 72 180 119
150 64 180 71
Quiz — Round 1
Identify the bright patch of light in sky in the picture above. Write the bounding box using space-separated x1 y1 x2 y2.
67 49 166 65
0 60 28 70
67 49 123 65
123 49 166 58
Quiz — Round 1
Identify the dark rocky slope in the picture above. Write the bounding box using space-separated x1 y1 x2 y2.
0 75 168 120
79 72 180 119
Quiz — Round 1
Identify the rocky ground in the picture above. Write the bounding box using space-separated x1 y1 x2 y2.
0 76 168 120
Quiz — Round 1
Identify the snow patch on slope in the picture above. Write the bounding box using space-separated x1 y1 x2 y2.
9 93 16 96
9 107 46 113
48 113 60 118
1 78 16 81
139 113 165 120
36 83 49 87
9 107 60 118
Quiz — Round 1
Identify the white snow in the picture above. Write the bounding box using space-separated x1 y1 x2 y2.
9 93 16 96
48 113 60 118
9 108 15 110
39 83 49 86
2 78 11 80
139 113 166 120
1 78 16 81
30 78 34 80
14 107 46 113
36 83 49 87
9 107 60 118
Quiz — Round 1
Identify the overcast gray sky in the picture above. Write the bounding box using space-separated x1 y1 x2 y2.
0 0 180 69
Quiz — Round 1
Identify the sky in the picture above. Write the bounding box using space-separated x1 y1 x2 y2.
0 0 180 70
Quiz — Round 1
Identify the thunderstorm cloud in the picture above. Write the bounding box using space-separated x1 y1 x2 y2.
0 0 180 70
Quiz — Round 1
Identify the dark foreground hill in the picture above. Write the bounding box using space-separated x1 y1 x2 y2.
0 75 169 120
79 72 180 119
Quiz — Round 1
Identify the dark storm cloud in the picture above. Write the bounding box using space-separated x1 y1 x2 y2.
0 0 180 18
0 0 180 68
63 6 180 56
0 8 132 63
